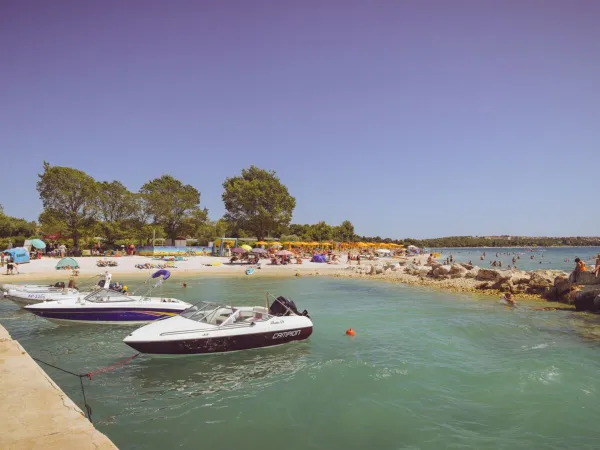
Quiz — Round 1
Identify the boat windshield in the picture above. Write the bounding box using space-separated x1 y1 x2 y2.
180 302 272 327
180 302 236 326
83 289 132 303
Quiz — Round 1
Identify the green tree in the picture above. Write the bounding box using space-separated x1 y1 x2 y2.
36 162 98 249
95 181 138 245
0 206 37 238
310 221 333 242
140 175 202 241
333 220 355 242
222 166 296 241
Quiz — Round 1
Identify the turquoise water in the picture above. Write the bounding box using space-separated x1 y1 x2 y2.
2 276 600 449
433 246 600 272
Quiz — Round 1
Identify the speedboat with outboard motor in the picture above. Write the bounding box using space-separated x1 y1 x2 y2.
24 270 191 325
123 294 312 355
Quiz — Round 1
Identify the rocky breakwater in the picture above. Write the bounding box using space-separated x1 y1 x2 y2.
336 260 575 304
568 271 600 313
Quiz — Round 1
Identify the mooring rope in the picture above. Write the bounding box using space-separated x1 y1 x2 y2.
32 353 139 424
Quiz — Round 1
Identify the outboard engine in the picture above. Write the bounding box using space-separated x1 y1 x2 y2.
54 282 65 288
269 296 310 318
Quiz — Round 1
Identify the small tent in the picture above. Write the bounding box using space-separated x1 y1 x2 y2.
311 254 327 263
55 257 79 270
3 247 30 264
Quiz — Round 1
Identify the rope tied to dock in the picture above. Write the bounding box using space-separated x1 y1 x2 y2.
32 353 139 424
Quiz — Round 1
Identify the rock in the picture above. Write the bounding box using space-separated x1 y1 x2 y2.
575 288 600 312
570 271 600 286
375 265 384 275
543 276 571 302
529 271 554 288
459 262 474 270
464 269 478 279
476 269 501 282
476 282 492 290
449 264 468 279
512 276 531 285
405 266 430 276
498 282 513 293
432 265 451 278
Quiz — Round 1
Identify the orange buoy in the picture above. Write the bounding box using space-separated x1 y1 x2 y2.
346 328 355 336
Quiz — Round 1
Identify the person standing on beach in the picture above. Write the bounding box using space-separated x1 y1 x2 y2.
595 254 600 277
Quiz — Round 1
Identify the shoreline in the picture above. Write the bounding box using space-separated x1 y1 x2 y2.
1 255 588 310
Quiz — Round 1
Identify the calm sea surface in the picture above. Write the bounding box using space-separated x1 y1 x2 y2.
433 246 600 272
2 274 600 450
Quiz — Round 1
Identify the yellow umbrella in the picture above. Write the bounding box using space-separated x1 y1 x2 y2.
256 241 267 245
293 241 304 246
270 241 282 247
309 241 319 246
321 242 332 246
240 244 252 251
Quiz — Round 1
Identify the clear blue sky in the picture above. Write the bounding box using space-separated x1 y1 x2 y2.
1 0 599 239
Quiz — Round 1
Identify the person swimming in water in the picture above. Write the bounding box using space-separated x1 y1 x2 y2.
501 293 517 307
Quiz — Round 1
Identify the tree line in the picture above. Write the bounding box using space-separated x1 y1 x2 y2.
1 163 599 249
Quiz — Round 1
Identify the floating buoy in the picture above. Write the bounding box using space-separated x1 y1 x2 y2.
346 328 355 336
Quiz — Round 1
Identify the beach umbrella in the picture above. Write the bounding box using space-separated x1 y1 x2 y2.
240 244 252 252
309 242 319 246
251 248 268 254
256 241 267 245
276 250 294 256
56 257 79 270
31 239 46 249
270 242 282 248
321 242 332 247
231 248 247 254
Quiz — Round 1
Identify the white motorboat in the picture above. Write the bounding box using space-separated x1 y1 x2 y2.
5 287 82 306
4 273 114 307
2 282 67 292
123 294 313 355
24 270 191 325
25 289 191 325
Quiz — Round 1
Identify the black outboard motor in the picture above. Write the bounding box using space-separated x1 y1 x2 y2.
269 296 310 318
54 282 65 288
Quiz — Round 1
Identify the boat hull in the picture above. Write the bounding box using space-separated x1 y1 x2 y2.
27 307 181 325
125 326 313 355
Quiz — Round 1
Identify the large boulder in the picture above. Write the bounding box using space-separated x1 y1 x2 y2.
575 288 600 312
432 265 451 278
527 271 557 293
544 275 572 302
464 266 480 279
476 269 501 282
459 262 474 270
405 266 430 276
570 271 600 286
449 264 468 279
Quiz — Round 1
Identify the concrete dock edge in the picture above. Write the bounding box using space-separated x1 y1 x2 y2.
0 324 118 449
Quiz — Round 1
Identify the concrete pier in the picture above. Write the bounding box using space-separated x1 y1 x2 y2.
0 324 118 449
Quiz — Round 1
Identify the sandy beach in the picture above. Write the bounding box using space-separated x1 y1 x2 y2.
1 255 429 282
